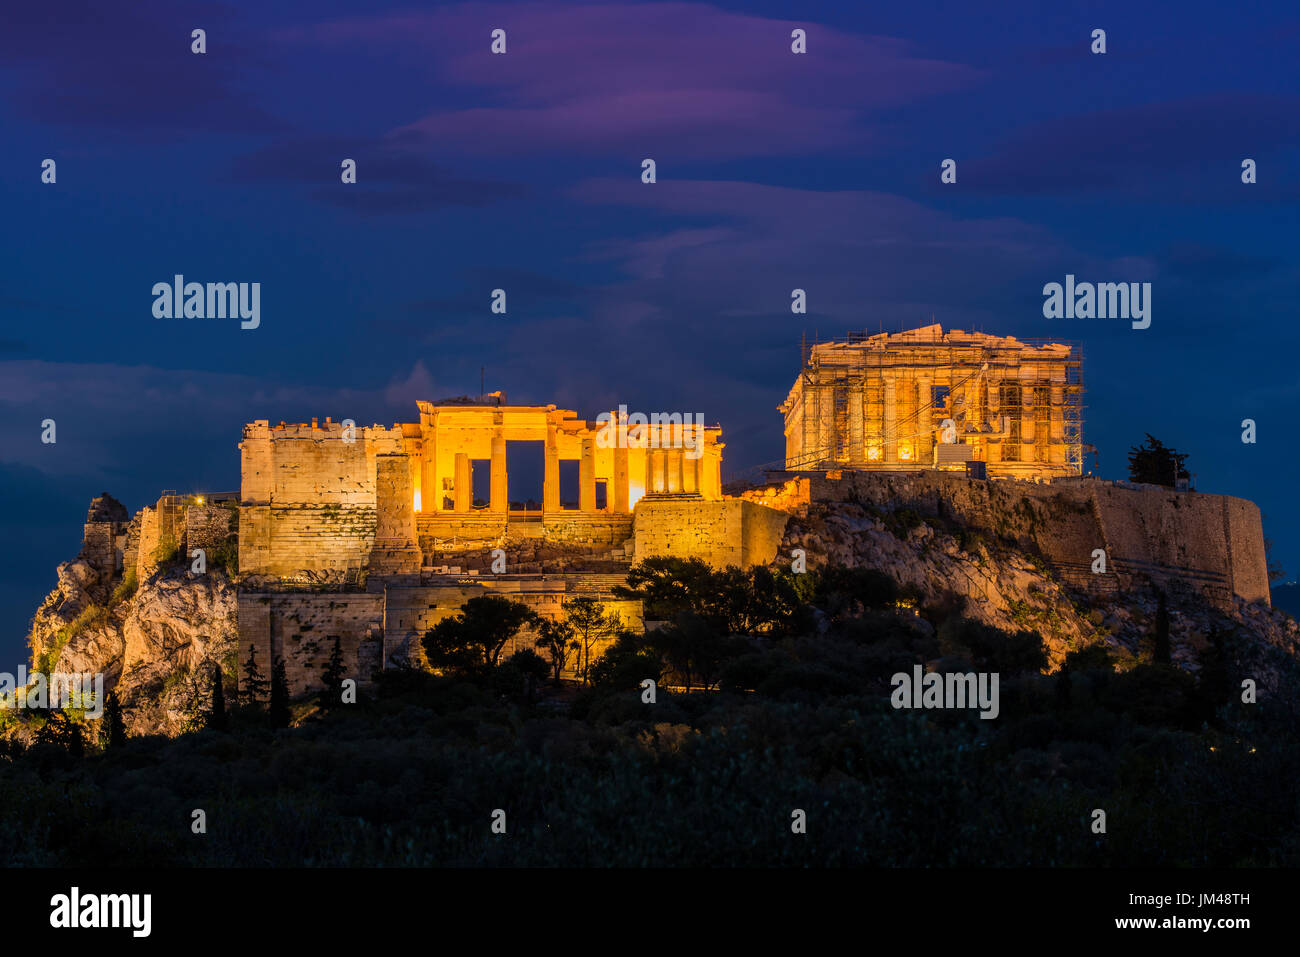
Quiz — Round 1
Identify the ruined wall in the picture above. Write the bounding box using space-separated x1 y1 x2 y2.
632 499 790 570
79 524 121 589
135 506 164 582
417 513 508 549
541 513 634 546
736 477 812 514
184 504 237 561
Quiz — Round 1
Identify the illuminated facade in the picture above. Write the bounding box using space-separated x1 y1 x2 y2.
780 324 1083 481
237 396 725 577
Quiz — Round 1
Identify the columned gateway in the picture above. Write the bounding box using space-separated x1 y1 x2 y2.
780 324 1083 481
237 395 727 577
414 397 724 519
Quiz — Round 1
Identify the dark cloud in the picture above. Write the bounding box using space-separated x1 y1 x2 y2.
0 0 283 134
285 2 981 160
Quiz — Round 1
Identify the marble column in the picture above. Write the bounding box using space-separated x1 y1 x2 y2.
490 430 507 513
544 421 560 513
579 434 597 512
454 452 472 512
883 375 897 463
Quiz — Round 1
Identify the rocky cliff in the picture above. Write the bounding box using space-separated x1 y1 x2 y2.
782 498 1299 681
16 488 1299 739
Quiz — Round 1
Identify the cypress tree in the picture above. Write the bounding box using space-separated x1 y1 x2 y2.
269 656 290 728
209 664 228 731
319 637 345 711
103 689 127 748
241 643 268 706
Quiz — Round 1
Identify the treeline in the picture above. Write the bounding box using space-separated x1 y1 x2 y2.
0 559 1296 867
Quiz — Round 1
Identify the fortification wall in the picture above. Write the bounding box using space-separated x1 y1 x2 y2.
238 420 414 576
787 471 1268 607
236 592 385 700
632 499 790 570
1224 496 1270 604
239 504 376 576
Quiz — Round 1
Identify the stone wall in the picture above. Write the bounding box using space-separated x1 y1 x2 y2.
382 581 641 677
237 576 641 696
184 504 237 561
238 419 414 576
79 524 121 591
239 504 376 577
541 513 634 546
135 506 164 582
417 513 508 549
632 498 790 570
236 592 385 700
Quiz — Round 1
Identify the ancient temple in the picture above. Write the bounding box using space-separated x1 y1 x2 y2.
780 325 1083 481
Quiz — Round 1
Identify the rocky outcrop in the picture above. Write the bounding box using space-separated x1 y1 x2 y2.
24 557 237 738
782 501 1299 679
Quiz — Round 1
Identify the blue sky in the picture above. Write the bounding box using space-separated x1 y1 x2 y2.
2 0 1298 659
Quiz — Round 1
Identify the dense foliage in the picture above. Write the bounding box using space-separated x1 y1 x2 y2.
1 559 1296 867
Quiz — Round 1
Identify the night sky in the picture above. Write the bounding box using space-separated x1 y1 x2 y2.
2 0 1298 661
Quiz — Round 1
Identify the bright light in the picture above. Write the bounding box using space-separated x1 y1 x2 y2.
899 443 913 461
195 496 204 505
414 489 422 513
866 446 882 461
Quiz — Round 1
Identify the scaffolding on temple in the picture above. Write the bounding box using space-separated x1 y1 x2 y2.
780 325 1085 481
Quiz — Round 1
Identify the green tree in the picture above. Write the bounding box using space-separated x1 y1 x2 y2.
1127 433 1189 488
422 596 537 675
614 557 716 622
505 648 551 703
641 614 742 693
814 565 900 621
241 643 268 706
533 616 576 684
35 709 84 754
564 597 622 684
270 656 290 728
588 631 666 691
319 637 346 711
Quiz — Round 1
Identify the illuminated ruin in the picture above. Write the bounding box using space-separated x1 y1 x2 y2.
780 324 1084 481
